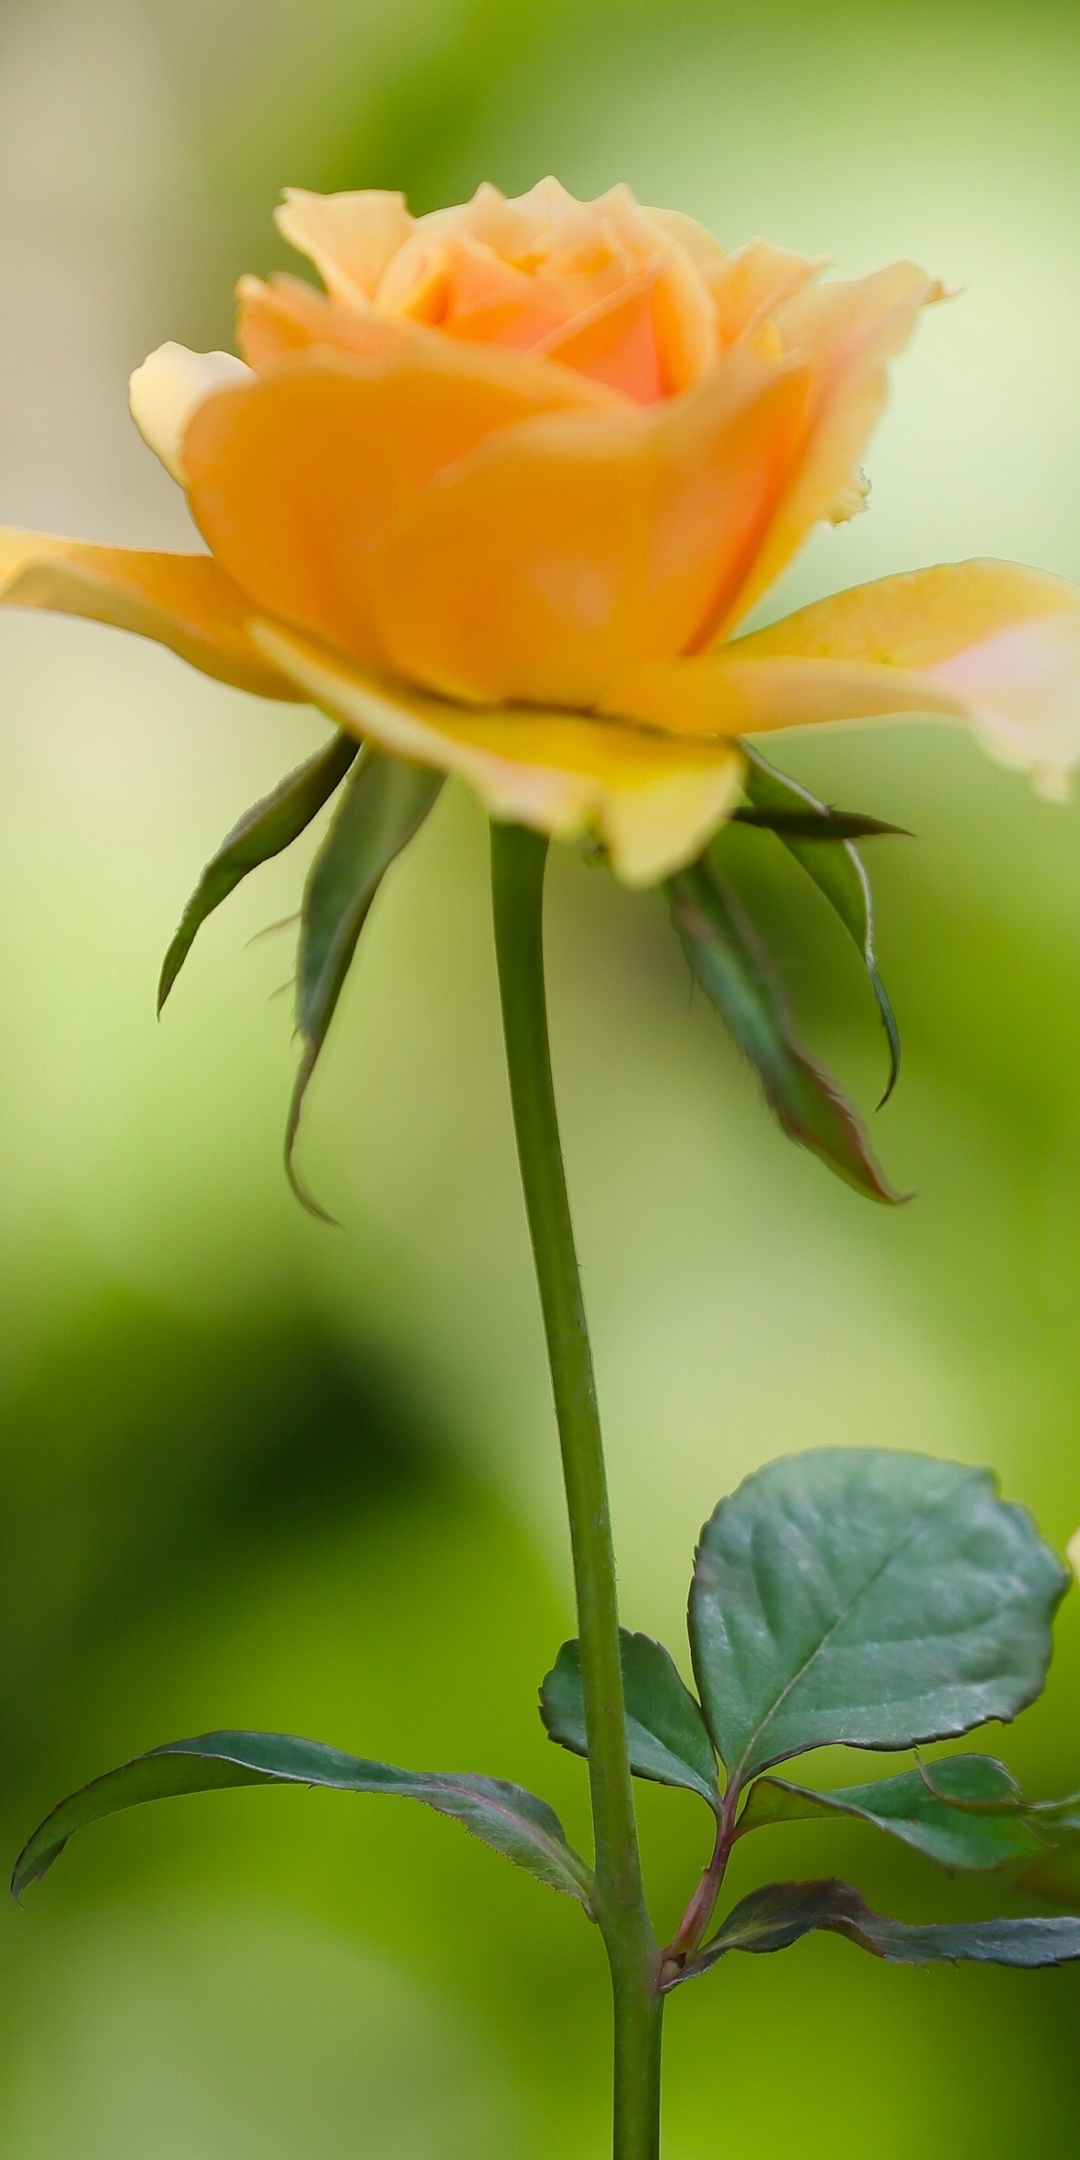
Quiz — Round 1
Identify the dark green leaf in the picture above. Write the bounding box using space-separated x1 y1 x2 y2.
689 1449 1068 1785
669 1877 1080 1984
288 751 443 1216
668 860 901 1202
737 1755 1045 1871
158 730 358 1012
540 1632 720 1811
11 1729 593 1909
742 746 902 1105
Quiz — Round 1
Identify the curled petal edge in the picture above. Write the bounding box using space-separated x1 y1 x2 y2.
129 343 253 485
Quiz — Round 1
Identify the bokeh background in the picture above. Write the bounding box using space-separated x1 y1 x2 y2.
2 0 1080 2151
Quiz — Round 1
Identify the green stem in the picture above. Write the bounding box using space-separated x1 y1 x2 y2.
490 822 663 2160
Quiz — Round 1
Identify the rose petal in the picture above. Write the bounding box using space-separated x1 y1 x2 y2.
538 249 716 401
251 619 745 885
275 187 414 308
129 343 252 485
602 651 965 736
236 272 631 408
611 560 1080 797
644 205 728 271
183 341 624 675
369 346 812 707
710 262 943 638
0 529 302 699
705 239 823 348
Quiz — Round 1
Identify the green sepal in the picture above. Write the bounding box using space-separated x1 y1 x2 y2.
540 1631 720 1812
689 1448 1069 1785
742 746 902 1105
666 1877 1080 1985
158 729 359 1012
288 751 443 1217
668 858 901 1203
11 1729 593 1911
732 807 907 841
737 1755 1045 1871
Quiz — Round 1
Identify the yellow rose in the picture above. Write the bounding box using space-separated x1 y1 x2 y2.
3 177 1079 883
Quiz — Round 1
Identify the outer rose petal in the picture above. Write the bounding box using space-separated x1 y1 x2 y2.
370 348 812 708
250 620 745 886
710 262 943 639
183 343 624 676
0 530 302 700
129 344 253 484
275 188 414 308
731 560 1080 795
602 652 966 735
604 561 1080 798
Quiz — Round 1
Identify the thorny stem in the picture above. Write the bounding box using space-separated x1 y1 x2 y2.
490 823 663 2160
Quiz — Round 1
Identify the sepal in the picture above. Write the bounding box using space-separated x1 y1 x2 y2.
741 745 902 1103
158 729 358 1010
668 857 901 1201
287 751 443 1216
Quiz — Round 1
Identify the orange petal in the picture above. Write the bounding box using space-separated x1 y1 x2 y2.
537 263 670 402
731 560 1080 794
236 272 625 402
369 346 812 708
705 239 822 349
275 188 414 308
710 262 943 639
236 271 626 408
236 274 398 368
0 530 302 700
251 620 745 886
538 250 715 401
183 341 625 675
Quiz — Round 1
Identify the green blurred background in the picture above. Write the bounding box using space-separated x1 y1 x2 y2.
3 0 1080 2149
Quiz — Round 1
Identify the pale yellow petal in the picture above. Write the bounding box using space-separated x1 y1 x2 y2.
129 342 252 485
732 560 1080 786
730 559 1074 667
0 529 302 700
602 651 966 736
251 620 745 884
705 239 822 348
614 561 1080 797
275 188 414 309
643 205 727 271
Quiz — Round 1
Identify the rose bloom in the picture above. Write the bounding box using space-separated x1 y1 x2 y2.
3 176 1080 883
